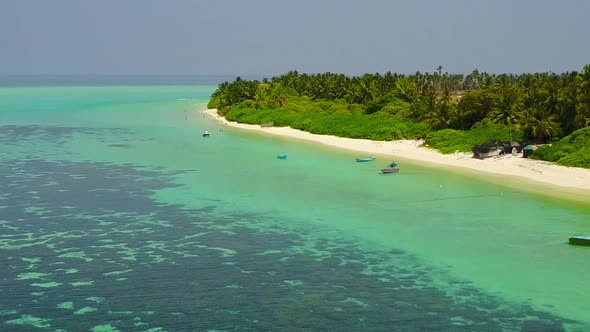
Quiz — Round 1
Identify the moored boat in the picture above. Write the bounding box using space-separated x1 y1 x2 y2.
202 130 210 137
356 157 376 162
569 235 590 246
277 154 287 159
381 167 399 174
389 161 398 167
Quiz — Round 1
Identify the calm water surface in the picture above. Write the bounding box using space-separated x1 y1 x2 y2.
1 86 589 331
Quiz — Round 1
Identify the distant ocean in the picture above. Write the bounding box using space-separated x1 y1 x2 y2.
0 74 265 87
1 83 589 331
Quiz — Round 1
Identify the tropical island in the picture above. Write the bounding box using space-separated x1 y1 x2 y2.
207 66 590 169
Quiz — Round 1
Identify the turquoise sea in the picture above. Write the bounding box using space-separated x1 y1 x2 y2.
1 84 589 331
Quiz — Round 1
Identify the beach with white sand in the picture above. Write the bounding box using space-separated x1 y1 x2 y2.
204 108 590 194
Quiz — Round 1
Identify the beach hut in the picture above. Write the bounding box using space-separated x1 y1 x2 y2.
497 141 524 156
473 141 504 159
501 141 523 155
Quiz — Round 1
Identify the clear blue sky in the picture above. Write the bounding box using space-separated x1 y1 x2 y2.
1 0 589 76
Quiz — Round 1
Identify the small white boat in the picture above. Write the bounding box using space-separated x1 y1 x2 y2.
202 130 210 137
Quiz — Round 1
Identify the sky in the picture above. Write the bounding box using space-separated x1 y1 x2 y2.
1 0 589 76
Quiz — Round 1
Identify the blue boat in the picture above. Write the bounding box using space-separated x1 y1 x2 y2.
355 156 376 162
277 154 287 159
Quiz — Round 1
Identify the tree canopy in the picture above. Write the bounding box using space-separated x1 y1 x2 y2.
207 66 590 166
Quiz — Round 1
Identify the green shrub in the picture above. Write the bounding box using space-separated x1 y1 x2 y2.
530 127 590 168
222 102 430 141
425 123 523 154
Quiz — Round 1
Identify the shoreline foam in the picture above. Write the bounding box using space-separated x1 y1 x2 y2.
203 108 590 196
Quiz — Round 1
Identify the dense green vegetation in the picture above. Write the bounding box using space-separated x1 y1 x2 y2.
530 127 590 168
424 121 524 154
208 66 590 166
222 98 430 141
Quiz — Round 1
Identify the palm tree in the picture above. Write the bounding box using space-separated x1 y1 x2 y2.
532 112 561 142
521 106 561 143
421 88 453 130
539 75 561 116
450 103 475 130
577 65 590 126
353 75 379 104
486 87 524 139
393 77 417 103
557 81 586 135
209 82 230 110
253 83 271 108
269 83 290 107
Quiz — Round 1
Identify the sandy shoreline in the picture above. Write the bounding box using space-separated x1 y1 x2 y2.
203 108 590 194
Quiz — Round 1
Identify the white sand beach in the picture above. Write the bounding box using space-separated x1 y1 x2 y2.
203 109 590 194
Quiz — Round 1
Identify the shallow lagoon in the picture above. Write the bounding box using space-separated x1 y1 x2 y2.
1 86 589 331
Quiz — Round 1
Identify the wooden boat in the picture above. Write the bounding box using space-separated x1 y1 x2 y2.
277 154 287 159
202 130 210 137
381 167 399 174
569 236 590 246
356 157 376 162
